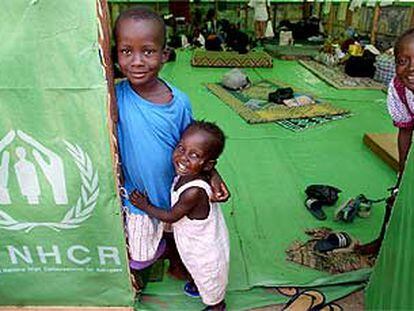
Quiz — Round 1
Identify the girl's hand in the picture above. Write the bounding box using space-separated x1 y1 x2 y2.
210 171 230 202
129 190 150 210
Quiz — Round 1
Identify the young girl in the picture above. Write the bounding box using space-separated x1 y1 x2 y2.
130 121 230 311
387 27 414 175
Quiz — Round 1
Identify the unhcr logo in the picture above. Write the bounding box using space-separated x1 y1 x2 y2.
0 130 99 232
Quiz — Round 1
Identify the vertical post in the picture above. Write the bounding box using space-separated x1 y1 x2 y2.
327 3 335 37
303 0 310 20
156 1 160 14
96 0 123 185
244 3 249 31
410 7 414 27
345 3 353 28
370 3 381 44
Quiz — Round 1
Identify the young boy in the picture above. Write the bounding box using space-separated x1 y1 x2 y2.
130 121 229 311
114 7 229 283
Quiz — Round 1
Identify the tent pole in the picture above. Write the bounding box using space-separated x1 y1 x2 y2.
370 3 381 45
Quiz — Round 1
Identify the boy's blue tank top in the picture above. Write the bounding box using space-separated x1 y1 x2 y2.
116 80 193 214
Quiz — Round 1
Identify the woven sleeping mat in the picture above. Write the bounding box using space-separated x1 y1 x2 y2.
299 59 386 90
264 44 320 60
191 50 273 68
277 114 350 132
206 79 349 124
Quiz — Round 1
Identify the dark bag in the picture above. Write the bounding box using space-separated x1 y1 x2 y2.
268 87 294 104
344 50 376 78
305 184 341 206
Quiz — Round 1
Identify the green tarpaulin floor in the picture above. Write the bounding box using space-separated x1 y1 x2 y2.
135 50 396 310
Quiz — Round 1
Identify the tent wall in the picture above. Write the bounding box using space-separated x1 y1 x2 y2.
365 150 414 309
0 0 133 307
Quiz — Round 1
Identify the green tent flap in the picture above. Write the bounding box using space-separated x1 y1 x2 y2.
0 0 133 306
365 149 414 309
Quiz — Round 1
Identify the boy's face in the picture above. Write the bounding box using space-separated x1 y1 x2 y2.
172 130 215 178
396 37 414 91
116 18 167 89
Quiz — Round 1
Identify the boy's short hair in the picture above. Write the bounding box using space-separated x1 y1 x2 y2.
114 6 166 47
186 120 226 160
394 27 414 57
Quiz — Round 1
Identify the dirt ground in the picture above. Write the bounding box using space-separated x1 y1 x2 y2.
252 289 364 311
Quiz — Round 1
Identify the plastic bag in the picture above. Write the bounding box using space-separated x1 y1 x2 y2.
279 30 293 46
265 21 274 38
221 69 250 90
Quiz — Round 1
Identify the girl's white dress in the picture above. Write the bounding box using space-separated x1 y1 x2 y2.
171 178 230 305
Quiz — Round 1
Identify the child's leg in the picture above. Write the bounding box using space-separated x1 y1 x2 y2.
163 231 190 280
125 212 165 290
130 266 151 292
258 21 266 39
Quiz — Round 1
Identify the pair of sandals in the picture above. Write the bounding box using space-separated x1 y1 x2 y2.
313 232 354 253
281 289 342 311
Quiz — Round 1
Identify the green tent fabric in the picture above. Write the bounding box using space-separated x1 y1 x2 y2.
0 0 133 307
0 0 404 309
365 149 414 309
132 51 397 309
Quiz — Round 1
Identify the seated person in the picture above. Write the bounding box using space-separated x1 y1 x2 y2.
202 8 223 51
190 27 206 48
225 23 249 54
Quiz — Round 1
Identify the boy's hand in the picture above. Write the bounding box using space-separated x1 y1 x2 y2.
210 172 230 202
129 190 150 210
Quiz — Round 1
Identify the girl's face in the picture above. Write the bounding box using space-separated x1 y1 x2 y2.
396 38 414 91
172 130 215 178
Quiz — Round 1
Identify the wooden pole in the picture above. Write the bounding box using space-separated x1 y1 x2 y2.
410 7 414 27
370 3 381 44
345 3 353 28
327 3 335 37
244 3 248 31
303 0 307 20
156 1 160 14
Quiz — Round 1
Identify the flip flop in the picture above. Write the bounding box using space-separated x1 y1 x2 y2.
305 198 326 220
184 281 200 298
313 232 352 252
282 289 325 311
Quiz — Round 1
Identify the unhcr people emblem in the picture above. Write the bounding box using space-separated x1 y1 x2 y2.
0 130 99 232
